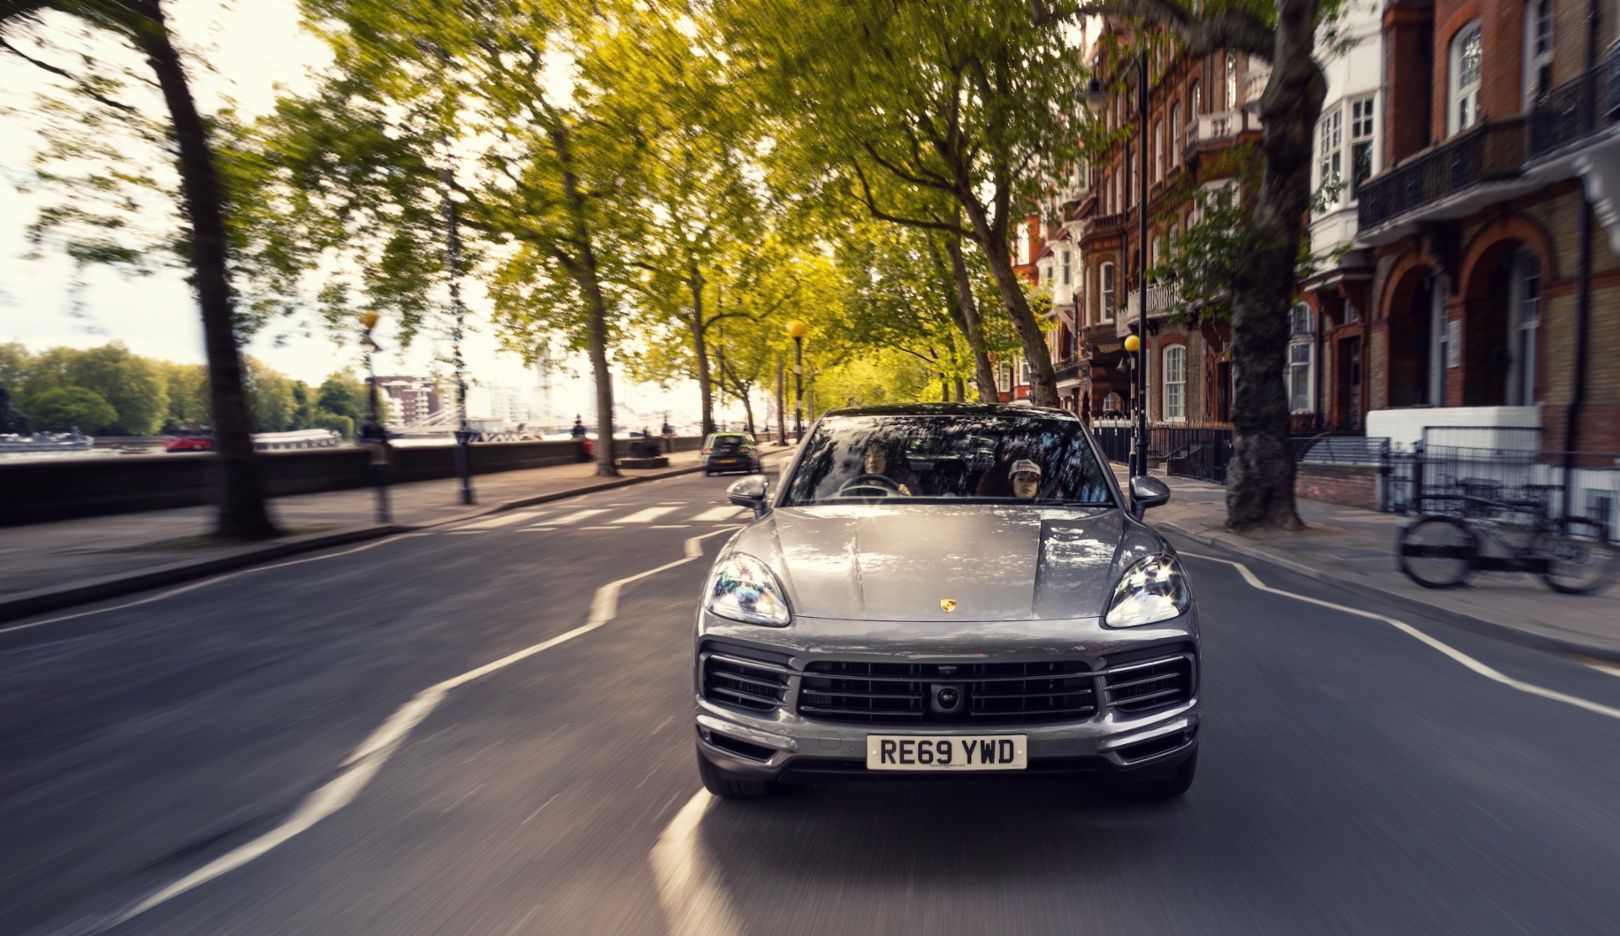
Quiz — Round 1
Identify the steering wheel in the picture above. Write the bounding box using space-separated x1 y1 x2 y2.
838 473 903 497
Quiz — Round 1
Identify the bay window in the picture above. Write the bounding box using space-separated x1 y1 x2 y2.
1449 21 1483 135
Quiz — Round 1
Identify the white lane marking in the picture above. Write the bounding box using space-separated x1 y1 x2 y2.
519 526 557 533
651 791 743 936
458 510 547 531
549 508 609 526
0 533 432 638
652 524 690 530
690 506 743 523
580 525 617 531
614 506 680 525
101 526 740 931
447 530 487 536
1181 550 1620 722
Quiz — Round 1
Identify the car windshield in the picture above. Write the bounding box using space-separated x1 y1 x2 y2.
709 435 747 452
781 413 1116 506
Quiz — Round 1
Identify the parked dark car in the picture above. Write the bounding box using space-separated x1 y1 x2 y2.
702 432 762 475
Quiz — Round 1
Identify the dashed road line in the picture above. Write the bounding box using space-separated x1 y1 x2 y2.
549 508 609 526
614 506 680 525
690 506 744 523
457 510 548 531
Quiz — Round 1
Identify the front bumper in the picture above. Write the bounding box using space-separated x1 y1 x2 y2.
693 609 1199 781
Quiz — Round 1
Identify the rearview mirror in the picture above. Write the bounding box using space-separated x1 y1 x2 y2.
1129 475 1171 517
727 475 770 517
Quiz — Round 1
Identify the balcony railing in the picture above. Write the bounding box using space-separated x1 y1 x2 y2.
1357 118 1527 231
1084 211 1126 237
1053 357 1083 383
1125 281 1179 320
1528 43 1620 160
1185 110 1257 149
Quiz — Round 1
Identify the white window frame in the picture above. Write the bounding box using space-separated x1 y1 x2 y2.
1099 261 1116 323
1287 303 1315 414
1189 80 1201 117
1015 225 1032 266
1060 249 1071 286
1508 246 1541 406
1316 107 1343 209
1163 345 1187 422
1449 21 1483 136
1349 95 1376 200
1171 101 1182 166
1225 52 1238 110
1153 119 1164 182
1524 0 1554 109
1019 357 1032 386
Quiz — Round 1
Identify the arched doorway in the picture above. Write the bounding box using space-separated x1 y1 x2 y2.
1385 265 1446 408
1462 241 1542 406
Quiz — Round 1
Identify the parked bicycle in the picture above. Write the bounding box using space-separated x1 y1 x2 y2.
1397 486 1616 593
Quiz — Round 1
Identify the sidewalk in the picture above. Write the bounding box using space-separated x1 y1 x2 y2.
1127 468 1620 662
0 446 791 624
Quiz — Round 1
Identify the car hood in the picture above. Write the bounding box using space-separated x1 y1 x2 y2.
726 503 1165 622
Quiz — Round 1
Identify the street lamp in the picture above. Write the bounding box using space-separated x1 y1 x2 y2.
786 319 808 443
358 310 391 524
1086 52 1151 479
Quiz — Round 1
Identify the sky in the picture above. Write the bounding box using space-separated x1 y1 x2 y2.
0 1 722 429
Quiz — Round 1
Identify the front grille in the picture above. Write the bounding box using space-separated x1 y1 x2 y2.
701 646 790 714
798 660 1098 725
1101 655 1193 713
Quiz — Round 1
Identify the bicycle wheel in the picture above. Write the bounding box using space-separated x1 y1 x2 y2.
1537 517 1617 595
1398 516 1478 589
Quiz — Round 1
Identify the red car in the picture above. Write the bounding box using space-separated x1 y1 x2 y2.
164 433 215 452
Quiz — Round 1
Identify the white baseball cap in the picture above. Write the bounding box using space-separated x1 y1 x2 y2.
1009 459 1042 480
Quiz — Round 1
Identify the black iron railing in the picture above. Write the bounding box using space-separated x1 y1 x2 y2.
1380 446 1620 539
1528 47 1618 160
1357 119 1527 230
1053 357 1083 383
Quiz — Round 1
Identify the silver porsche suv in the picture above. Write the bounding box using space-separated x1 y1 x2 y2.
692 404 1199 799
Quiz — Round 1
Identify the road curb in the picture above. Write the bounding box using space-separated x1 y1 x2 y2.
0 453 778 629
1158 520 1620 666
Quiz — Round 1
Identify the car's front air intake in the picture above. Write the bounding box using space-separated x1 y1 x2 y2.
1101 655 1194 713
798 660 1098 725
701 645 791 714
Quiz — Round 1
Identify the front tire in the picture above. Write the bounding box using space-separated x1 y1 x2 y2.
1113 751 1196 801
1398 516 1478 588
697 748 774 799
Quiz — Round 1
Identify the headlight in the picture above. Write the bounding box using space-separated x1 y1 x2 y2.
706 553 792 626
1104 553 1192 627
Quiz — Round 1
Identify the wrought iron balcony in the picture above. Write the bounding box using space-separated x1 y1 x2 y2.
1357 118 1528 231
1053 357 1083 383
1527 42 1620 161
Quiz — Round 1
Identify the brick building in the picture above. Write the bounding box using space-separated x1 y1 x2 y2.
1352 0 1620 452
1075 20 1266 425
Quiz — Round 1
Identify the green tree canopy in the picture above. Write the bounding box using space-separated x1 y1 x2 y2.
27 385 117 433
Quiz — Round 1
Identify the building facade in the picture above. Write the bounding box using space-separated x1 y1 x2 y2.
371 375 443 428
1076 21 1265 425
1357 0 1620 452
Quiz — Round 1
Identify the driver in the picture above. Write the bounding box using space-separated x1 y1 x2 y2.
860 438 921 496
1009 459 1043 500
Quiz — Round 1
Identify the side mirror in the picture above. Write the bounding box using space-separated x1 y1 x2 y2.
727 475 770 517
1129 475 1171 517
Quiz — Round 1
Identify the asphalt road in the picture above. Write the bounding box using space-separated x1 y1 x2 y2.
4 461 1620 935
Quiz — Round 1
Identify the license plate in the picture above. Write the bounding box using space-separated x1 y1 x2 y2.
714 457 738 464
866 735 1027 771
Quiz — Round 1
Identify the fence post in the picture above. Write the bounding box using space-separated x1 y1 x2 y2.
1412 441 1425 515
1377 440 1391 511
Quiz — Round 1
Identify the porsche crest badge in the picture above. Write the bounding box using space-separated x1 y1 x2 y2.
939 598 957 613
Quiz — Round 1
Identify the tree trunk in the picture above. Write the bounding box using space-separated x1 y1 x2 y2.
549 124 618 477
942 235 1000 403
1225 0 1323 532
138 5 277 539
958 200 1058 406
689 266 715 437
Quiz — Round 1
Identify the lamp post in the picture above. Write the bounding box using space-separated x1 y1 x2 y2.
786 319 808 442
359 311 391 524
1086 50 1151 478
